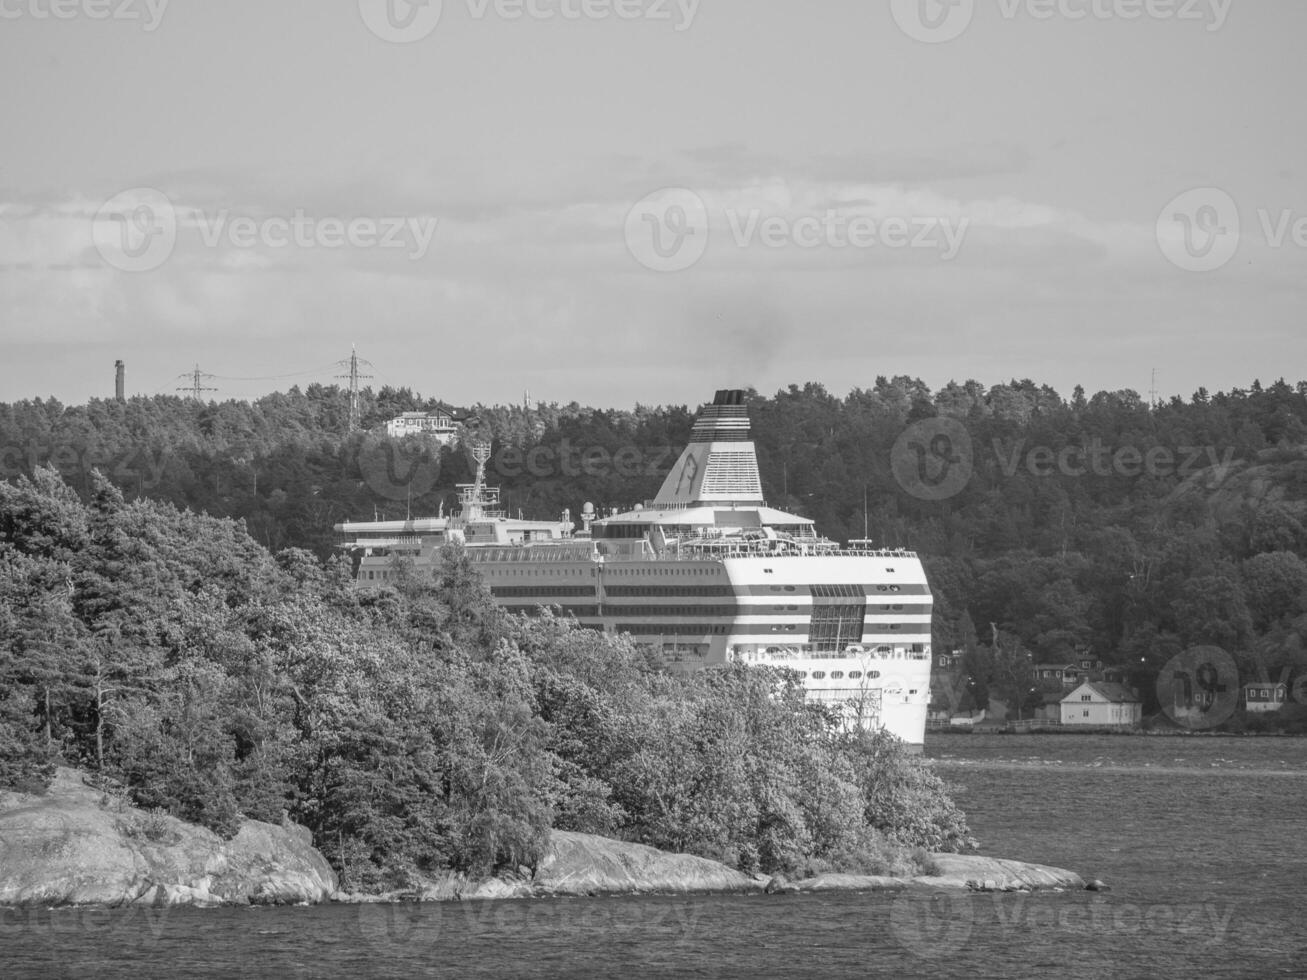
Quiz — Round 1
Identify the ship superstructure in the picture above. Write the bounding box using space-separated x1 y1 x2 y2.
336 391 932 746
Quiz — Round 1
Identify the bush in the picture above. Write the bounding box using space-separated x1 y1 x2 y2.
790 831 936 879
122 808 181 845
843 730 977 853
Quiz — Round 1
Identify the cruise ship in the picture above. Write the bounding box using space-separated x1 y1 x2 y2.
336 390 932 747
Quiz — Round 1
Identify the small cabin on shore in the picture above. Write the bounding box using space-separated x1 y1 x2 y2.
1242 682 1288 713
1060 682 1142 727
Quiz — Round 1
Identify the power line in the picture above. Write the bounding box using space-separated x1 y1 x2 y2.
145 350 401 416
177 364 218 402
209 363 340 383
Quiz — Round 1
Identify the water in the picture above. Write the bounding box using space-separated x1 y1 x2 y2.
5 734 1306 979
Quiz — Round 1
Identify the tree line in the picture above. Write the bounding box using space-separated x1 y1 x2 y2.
3 376 1305 715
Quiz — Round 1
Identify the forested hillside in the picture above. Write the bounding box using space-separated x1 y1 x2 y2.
3 376 1307 716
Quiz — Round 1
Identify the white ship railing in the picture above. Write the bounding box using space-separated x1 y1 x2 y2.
658 544 918 560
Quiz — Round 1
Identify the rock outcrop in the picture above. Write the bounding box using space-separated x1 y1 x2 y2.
911 853 1085 892
424 837 1084 900
785 872 909 893
0 769 336 908
776 857 1083 895
532 831 759 897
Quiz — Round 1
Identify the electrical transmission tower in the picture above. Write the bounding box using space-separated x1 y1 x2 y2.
177 364 218 402
336 345 374 432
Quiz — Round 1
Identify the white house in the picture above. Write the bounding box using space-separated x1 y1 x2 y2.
385 412 458 443
1060 682 1142 727
1243 682 1288 713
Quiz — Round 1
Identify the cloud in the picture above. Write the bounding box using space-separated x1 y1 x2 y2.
0 153 1297 408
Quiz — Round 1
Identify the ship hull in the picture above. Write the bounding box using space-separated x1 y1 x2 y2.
460 549 931 748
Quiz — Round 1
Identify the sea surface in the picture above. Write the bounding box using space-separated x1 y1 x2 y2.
5 733 1306 979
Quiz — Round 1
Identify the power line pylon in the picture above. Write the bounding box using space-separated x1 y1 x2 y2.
177 364 218 402
336 345 374 432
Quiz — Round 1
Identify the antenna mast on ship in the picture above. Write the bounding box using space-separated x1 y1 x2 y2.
463 441 493 520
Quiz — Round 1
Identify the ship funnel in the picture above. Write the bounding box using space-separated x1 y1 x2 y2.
651 390 764 506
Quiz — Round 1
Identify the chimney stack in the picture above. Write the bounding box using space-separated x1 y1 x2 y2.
115 360 125 403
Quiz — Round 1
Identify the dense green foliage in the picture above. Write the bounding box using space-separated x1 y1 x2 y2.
0 471 971 888
4 376 1306 713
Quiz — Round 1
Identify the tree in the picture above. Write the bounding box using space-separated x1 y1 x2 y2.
1241 552 1307 631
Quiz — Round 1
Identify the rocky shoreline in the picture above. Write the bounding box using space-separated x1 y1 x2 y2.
0 769 336 908
1 769 1087 910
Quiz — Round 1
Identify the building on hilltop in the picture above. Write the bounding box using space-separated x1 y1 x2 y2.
385 411 459 443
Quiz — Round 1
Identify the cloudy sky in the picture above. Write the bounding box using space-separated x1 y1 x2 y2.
1 0 1303 410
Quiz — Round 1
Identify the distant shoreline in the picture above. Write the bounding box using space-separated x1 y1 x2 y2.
926 726 1307 738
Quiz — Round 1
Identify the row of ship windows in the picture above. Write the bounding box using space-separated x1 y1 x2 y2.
605 586 734 597
505 610 923 634
618 624 731 635
484 567 733 577
606 606 736 618
504 605 922 626
813 644 928 655
607 568 720 576
492 586 597 597
491 585 748 597
749 603 918 612
768 584 904 593
767 624 920 634
472 548 592 562
747 606 920 614
490 568 590 576
743 645 928 660
501 604 922 617
491 568 590 576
